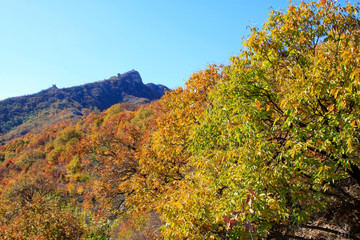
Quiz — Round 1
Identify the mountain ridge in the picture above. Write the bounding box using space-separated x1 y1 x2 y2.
0 70 169 142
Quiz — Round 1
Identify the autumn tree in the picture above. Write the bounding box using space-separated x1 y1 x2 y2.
0 111 114 239
190 0 360 238
80 104 157 216
0 194 84 240
128 65 226 239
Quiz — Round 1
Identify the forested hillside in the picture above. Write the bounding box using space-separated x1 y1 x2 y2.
0 1 360 239
0 70 168 144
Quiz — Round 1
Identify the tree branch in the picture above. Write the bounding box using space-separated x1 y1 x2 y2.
347 164 360 186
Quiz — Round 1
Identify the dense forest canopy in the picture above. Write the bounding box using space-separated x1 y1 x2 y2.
0 1 360 239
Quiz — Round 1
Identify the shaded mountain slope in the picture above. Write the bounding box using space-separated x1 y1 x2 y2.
62 70 168 110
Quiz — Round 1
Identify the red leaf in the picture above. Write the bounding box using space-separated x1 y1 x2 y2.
224 216 231 224
232 210 241 216
226 218 238 231
246 194 251 203
249 189 256 196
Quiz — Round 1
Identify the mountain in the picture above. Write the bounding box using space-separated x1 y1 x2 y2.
61 70 168 110
0 70 169 142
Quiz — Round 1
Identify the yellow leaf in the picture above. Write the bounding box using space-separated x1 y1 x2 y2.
351 121 356 127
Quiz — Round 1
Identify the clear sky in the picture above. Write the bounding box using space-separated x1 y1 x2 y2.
0 0 297 100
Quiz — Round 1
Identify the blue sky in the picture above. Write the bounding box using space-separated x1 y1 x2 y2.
0 0 296 100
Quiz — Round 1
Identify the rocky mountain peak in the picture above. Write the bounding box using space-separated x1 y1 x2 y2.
116 70 142 84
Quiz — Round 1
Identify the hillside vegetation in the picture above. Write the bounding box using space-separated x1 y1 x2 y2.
0 1 360 239
0 70 167 144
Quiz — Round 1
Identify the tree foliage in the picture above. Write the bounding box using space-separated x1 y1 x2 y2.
188 0 360 238
125 65 226 238
1 1 360 239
